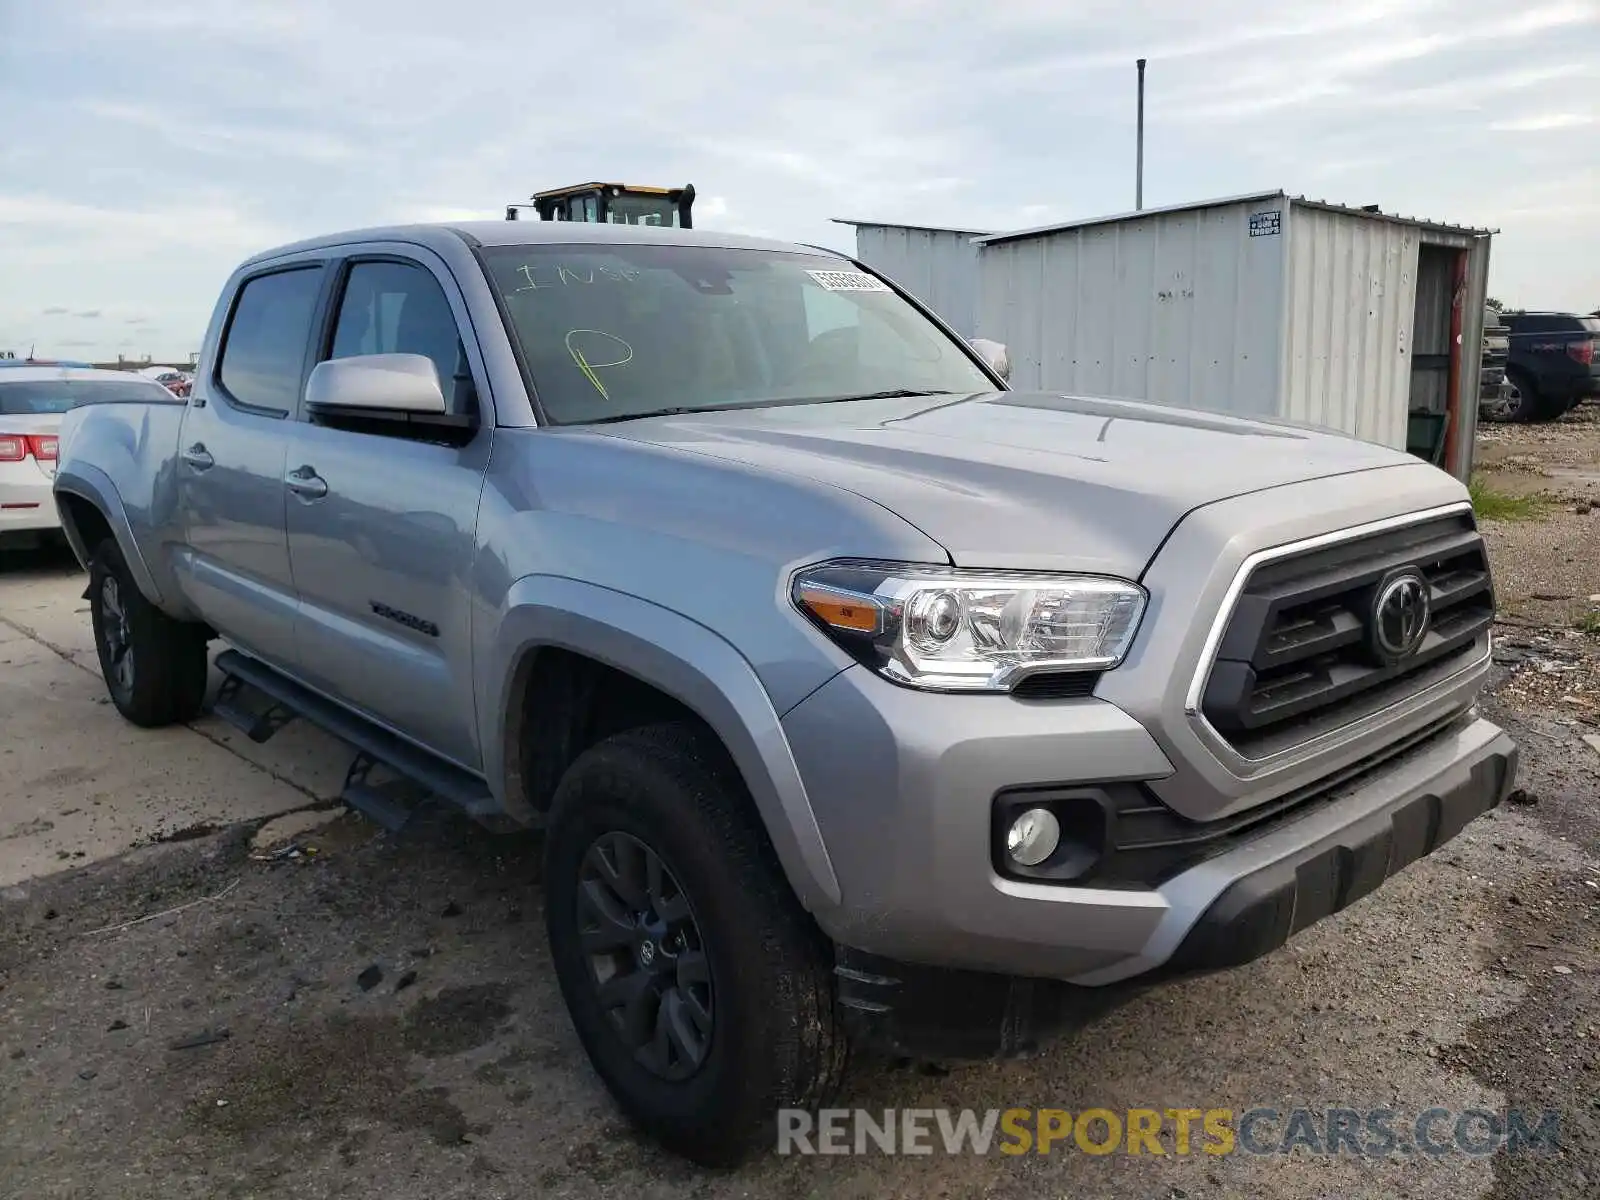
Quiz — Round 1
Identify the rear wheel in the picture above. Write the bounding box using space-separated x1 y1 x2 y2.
88 538 209 727
543 723 845 1165
1506 372 1565 422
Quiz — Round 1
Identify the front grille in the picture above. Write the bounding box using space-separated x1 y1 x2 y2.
1201 512 1493 758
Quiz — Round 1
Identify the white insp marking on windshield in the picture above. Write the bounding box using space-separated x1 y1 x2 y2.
806 270 889 293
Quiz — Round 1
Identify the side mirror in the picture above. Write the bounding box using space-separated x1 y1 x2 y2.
305 353 447 414
969 338 1011 384
304 353 476 446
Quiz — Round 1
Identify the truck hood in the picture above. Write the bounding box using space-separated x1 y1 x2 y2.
599 391 1421 577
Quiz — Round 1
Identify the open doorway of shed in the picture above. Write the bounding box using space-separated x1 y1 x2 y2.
1407 243 1466 472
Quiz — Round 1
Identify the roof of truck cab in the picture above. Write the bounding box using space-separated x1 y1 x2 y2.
242 221 837 267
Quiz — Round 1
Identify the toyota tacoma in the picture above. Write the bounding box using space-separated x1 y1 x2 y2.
51 221 1517 1164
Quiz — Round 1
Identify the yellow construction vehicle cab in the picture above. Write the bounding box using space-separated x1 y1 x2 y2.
506 182 696 228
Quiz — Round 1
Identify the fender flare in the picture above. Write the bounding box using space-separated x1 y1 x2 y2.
483 574 843 912
52 465 165 605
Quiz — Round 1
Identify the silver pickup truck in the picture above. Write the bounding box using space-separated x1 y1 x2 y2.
53 221 1517 1164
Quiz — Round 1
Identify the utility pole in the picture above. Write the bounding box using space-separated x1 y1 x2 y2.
1135 58 1147 211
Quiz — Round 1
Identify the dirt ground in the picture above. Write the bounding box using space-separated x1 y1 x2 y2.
1474 402 1600 735
2 412 1598 1199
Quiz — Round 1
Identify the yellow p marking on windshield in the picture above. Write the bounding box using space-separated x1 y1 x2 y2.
564 330 634 401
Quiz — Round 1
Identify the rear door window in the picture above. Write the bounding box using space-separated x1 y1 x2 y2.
217 267 324 414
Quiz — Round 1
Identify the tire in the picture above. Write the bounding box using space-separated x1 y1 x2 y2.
544 723 846 1165
88 538 210 727
1478 385 1520 423
1506 372 1566 423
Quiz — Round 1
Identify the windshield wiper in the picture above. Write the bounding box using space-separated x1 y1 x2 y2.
803 388 958 403
576 390 960 426
580 406 733 426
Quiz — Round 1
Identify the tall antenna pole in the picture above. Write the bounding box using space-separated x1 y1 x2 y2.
1135 58 1147 211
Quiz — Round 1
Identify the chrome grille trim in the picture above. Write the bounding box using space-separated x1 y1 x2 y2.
1184 501 1489 767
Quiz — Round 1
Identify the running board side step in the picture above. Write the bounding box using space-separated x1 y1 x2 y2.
212 649 499 824
212 674 298 743
341 751 427 832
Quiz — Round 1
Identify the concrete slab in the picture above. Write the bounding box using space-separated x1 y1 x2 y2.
189 662 353 803
0 632 318 887
0 553 348 888
2 548 358 827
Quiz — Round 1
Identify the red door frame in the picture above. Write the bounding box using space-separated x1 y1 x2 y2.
1441 248 1469 478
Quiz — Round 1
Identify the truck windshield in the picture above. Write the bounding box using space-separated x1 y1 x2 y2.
481 245 994 424
0 377 170 414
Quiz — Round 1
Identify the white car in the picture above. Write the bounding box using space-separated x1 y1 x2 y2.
1 366 177 548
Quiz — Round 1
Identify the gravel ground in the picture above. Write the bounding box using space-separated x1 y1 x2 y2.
2 415 1598 1197
1476 401 1600 728
1475 401 1600 623
7 753 1594 1200
1476 402 1600 513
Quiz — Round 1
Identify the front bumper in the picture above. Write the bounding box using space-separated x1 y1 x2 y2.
814 702 1515 1058
1160 726 1514 974
785 655 1515 980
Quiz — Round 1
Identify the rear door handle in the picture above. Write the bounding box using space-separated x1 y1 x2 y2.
180 443 214 470
285 464 328 500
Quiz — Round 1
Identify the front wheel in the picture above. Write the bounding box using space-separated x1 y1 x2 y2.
88 538 210 727
543 724 846 1165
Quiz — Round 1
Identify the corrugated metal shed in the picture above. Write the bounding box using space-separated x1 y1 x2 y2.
966 192 1492 480
1281 202 1419 448
976 195 1285 414
832 219 989 339
975 191 1490 248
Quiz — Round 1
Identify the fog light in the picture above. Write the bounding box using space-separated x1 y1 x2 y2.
1005 807 1060 867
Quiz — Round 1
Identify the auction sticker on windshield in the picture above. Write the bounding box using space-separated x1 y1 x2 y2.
807 270 890 292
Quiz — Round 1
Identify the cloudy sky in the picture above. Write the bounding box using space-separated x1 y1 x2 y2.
1 0 1596 361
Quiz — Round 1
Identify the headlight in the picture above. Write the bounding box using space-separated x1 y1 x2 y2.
791 560 1147 692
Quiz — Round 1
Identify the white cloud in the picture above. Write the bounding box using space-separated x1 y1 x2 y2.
77 0 311 39
80 100 358 162
0 193 289 258
1489 112 1597 131
396 205 508 224
1162 3 1599 122
2 0 1598 359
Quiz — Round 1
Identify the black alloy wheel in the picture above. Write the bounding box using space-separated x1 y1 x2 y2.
576 831 714 1081
97 571 136 700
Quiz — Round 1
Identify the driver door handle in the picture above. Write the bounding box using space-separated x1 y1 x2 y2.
285 464 328 500
180 443 214 470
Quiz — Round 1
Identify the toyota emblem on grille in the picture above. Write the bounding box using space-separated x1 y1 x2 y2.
1369 570 1431 662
